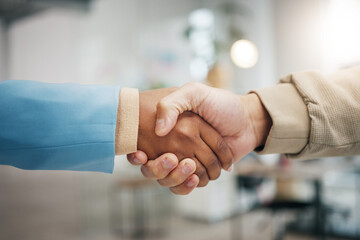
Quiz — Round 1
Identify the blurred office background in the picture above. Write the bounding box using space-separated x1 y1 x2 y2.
0 0 360 239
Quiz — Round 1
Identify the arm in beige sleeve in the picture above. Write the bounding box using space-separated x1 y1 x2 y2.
115 88 139 155
251 65 360 160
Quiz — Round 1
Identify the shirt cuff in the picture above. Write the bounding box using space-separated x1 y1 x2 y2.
250 83 310 155
115 88 139 155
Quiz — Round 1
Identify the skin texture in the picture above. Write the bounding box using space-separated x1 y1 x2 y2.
136 88 233 189
154 82 271 160
128 83 272 195
128 152 199 194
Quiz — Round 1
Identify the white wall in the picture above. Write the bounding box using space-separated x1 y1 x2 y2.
9 9 83 83
8 0 199 88
322 0 360 71
232 0 277 93
273 0 329 77
0 21 6 81
9 0 141 85
273 0 360 77
7 0 360 89
8 0 278 91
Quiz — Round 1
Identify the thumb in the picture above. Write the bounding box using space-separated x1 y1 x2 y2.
155 101 182 136
155 82 207 136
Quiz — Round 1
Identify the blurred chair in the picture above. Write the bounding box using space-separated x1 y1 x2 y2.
260 178 313 240
234 176 313 240
109 178 171 239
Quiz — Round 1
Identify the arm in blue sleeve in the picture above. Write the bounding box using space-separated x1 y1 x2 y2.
0 80 120 173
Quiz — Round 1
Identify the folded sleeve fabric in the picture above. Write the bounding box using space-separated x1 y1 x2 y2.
0 80 139 173
115 88 139 155
251 65 360 160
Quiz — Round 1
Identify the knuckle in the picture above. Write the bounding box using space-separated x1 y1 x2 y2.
211 169 221 180
158 174 181 187
209 155 220 167
157 179 169 187
195 170 209 187
184 82 202 90
168 86 179 92
217 138 229 154
155 170 168 179
197 178 209 187
166 176 180 187
170 187 187 195
167 141 180 152
140 166 152 179
174 123 195 139
184 82 208 96
157 100 169 111
141 161 162 179
169 187 179 195
149 165 161 178
195 167 206 178
203 155 221 180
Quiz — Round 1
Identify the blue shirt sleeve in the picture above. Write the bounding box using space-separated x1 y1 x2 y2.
0 80 120 173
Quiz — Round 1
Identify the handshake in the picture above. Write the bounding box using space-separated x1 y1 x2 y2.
126 82 272 195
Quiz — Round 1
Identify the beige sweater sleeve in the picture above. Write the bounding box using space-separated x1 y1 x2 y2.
251 65 360 160
115 88 139 155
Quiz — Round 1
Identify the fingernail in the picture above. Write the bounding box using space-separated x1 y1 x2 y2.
162 158 175 169
226 165 234 172
182 163 193 174
133 157 142 165
187 178 196 188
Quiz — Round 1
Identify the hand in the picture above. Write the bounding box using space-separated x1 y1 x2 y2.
128 82 271 195
154 82 272 161
128 152 199 195
135 88 233 187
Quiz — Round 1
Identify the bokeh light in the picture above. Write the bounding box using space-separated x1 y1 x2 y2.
230 39 258 69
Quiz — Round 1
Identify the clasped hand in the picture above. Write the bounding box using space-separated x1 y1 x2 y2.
128 83 271 195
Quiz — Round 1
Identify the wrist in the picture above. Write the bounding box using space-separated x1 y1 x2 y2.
241 93 272 149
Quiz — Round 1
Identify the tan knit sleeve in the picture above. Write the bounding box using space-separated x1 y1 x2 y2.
253 65 360 160
115 88 139 155
280 65 360 159
251 83 310 155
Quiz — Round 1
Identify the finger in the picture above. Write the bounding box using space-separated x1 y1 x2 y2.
155 82 208 136
140 153 179 179
169 174 199 195
192 157 210 187
157 158 196 187
127 151 148 165
195 141 222 181
200 124 233 171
